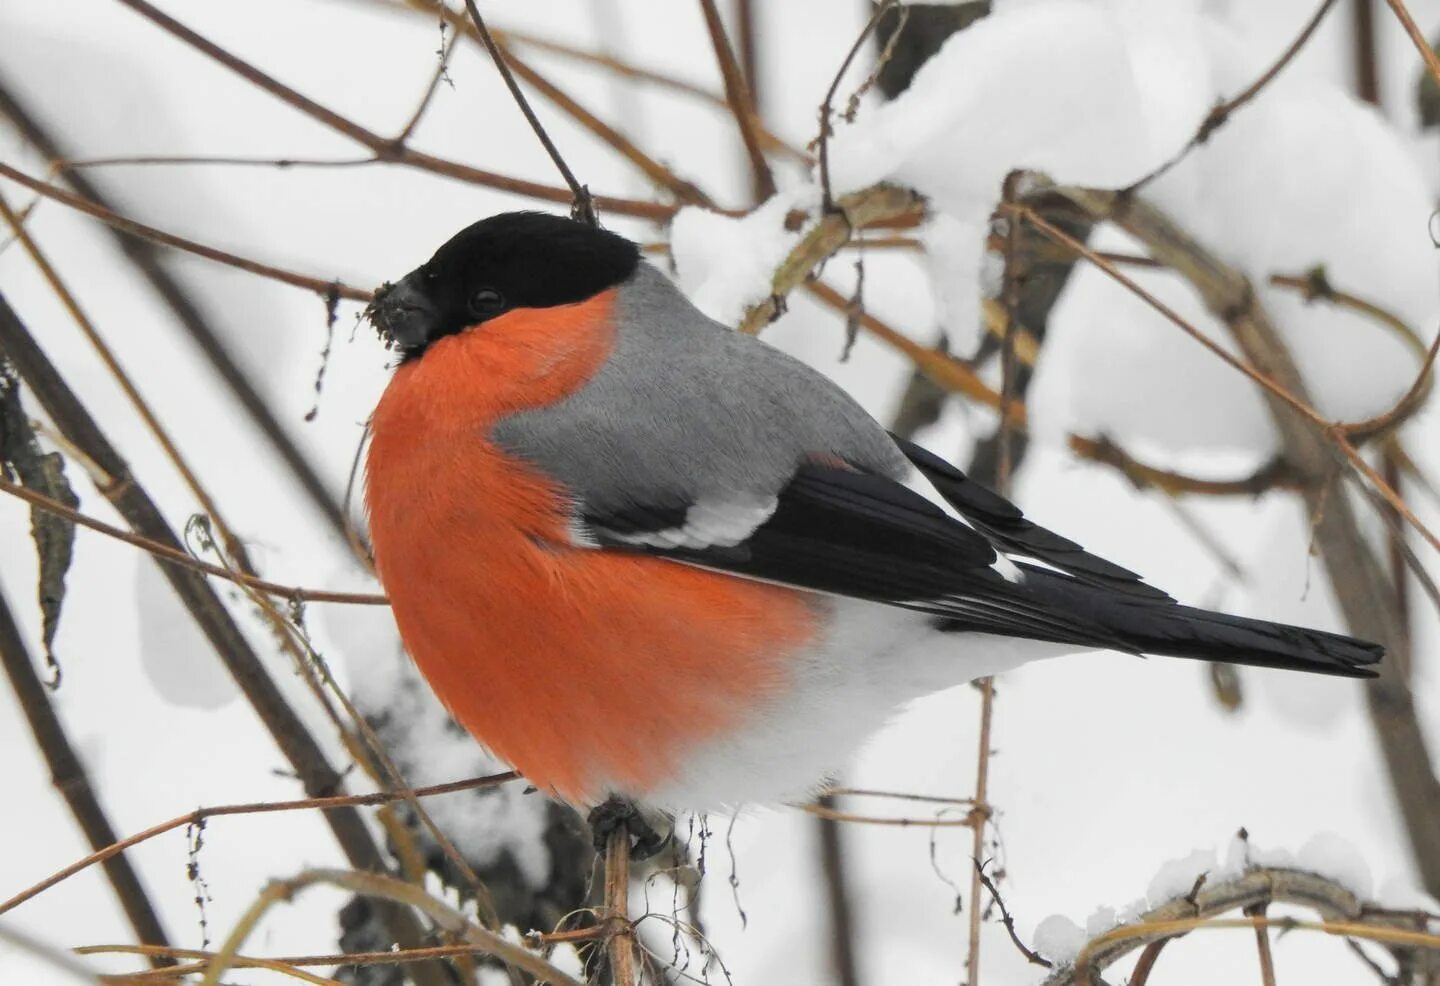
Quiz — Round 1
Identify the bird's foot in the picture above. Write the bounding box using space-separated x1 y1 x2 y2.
587 796 669 861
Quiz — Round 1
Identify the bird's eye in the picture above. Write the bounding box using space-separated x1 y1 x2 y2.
468 288 506 318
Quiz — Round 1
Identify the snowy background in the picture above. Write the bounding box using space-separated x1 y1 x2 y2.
2 0 1439 982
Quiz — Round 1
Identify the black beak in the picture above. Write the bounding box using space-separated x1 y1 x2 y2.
370 271 438 353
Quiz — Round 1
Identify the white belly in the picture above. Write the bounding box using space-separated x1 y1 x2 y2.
638 595 1083 812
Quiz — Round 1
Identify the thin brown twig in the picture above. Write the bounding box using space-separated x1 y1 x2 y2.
0 475 386 604
197 868 583 986
0 78 350 539
1268 270 1438 441
0 294 452 978
0 190 254 571
1128 0 1340 192
813 793 861 986
459 0 596 224
973 859 1052 968
404 11 810 161
805 280 1007 412
110 0 673 220
1246 903 1279 986
797 802 978 828
816 0 897 210
0 772 518 921
1067 436 1297 497
393 16 459 145
819 787 975 807
58 154 378 170
697 0 776 201
1015 198 1440 555
1383 0 1440 91
1127 940 1169 986
965 677 996 985
0 163 370 301
495 43 713 206
1046 183 1440 898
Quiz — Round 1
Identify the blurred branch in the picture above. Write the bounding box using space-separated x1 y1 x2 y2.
0 190 258 573
1384 0 1440 91
0 163 370 300
1268 270 1437 442
0 587 174 965
0 77 350 538
1067 436 1298 497
1015 192 1440 554
0 771 518 921
0 475 385 604
813 793 861 986
111 0 676 221
1129 0 1340 192
697 0 775 201
374 2 810 162
1043 186 1440 898
805 280 1006 411
1353 0 1381 105
0 292 447 982
0 924 102 984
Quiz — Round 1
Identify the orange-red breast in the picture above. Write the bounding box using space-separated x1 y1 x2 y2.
364 212 1381 826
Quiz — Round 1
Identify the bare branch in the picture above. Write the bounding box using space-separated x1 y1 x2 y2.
460 0 597 224
0 475 385 605
0 589 174 964
738 183 922 333
817 0 897 210
0 772 518 921
0 162 370 300
198 868 584 986
1128 0 1340 192
110 0 674 220
697 0 776 200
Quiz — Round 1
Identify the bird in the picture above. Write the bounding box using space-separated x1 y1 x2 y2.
364 210 1382 852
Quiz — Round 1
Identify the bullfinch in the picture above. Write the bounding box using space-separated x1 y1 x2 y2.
364 211 1381 848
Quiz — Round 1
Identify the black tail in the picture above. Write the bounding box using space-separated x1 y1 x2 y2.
1014 564 1383 678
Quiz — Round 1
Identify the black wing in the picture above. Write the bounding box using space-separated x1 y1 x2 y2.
583 460 1137 652
890 434 1171 600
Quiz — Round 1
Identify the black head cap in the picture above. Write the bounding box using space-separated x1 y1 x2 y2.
369 212 641 358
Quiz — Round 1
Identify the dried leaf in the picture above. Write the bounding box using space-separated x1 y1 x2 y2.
0 360 77 689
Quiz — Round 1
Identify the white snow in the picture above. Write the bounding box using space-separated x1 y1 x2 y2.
132 553 240 710
1032 913 1089 965
1146 848 1217 906
669 184 821 327
1085 904 1120 937
1038 21 1438 454
1296 832 1373 898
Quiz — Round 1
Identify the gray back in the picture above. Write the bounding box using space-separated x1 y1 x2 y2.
491 263 908 516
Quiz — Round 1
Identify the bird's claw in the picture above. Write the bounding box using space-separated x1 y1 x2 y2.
587 796 669 861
